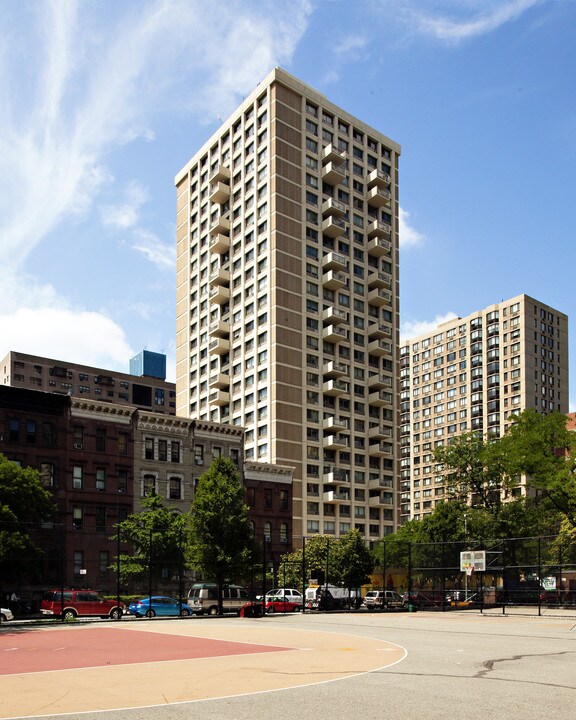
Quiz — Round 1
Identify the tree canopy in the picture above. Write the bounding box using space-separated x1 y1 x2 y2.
0 453 56 583
188 457 255 610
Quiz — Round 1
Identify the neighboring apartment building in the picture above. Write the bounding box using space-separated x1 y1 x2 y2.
175 67 401 545
1 350 176 415
400 294 569 523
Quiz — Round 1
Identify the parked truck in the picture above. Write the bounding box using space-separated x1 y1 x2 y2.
305 584 360 610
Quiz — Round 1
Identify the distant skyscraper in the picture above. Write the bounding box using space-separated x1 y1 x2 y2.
175 68 401 544
130 350 167 380
400 294 569 523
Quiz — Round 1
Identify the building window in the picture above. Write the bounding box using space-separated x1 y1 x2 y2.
96 507 106 532
144 438 154 460
72 466 83 490
142 474 156 496
264 489 273 509
96 468 106 491
26 420 36 443
96 428 106 452
40 463 55 487
99 551 109 578
169 477 182 500
280 490 289 511
8 418 19 441
171 441 181 463
264 521 272 541
73 550 84 574
158 439 168 461
118 469 128 493
73 508 83 530
155 388 165 406
73 426 84 449
194 444 204 466
118 432 129 455
280 523 288 544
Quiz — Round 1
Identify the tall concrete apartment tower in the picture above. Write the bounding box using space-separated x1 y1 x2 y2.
399 294 569 523
175 68 401 545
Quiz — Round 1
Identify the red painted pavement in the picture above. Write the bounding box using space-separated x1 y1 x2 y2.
0 627 292 675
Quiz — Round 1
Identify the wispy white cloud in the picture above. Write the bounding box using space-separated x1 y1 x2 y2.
399 0 542 44
101 181 148 230
401 312 459 342
399 207 426 249
131 229 176 271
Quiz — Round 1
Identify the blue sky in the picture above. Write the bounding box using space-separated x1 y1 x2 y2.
1 0 575 405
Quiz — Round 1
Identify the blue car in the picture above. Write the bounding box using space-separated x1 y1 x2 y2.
128 596 191 618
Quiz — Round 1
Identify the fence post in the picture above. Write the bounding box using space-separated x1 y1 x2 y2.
537 536 542 617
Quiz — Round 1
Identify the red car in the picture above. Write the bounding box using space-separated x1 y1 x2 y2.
40 590 124 620
265 598 302 614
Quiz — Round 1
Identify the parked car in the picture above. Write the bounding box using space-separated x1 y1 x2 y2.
402 591 443 608
187 583 249 616
265 597 302 614
40 590 125 620
363 590 404 610
1 607 14 622
128 596 191 618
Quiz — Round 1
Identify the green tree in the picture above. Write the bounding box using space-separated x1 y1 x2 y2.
499 410 576 528
0 454 56 584
332 529 374 592
279 535 338 589
189 457 255 614
114 492 188 592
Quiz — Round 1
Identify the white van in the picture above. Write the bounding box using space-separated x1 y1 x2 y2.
187 583 249 616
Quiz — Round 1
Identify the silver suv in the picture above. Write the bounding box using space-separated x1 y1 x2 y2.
363 590 404 610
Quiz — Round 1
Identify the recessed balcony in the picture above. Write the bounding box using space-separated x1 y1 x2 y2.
208 389 230 407
368 493 394 506
321 197 346 217
209 181 230 204
210 285 230 304
322 161 346 185
322 143 345 164
322 251 348 271
209 267 230 286
322 325 348 343
367 168 391 188
367 186 391 208
368 424 394 440
367 288 391 307
209 319 230 337
369 441 394 457
322 307 348 324
322 269 346 290
321 216 346 238
322 360 348 378
367 270 392 289
209 233 230 254
367 220 392 239
209 337 230 355
323 379 348 396
369 476 394 491
367 374 393 390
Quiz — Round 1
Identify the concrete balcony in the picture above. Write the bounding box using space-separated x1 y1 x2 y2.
367 185 391 208
367 237 392 257
367 270 392 289
210 215 230 236
369 441 394 457
322 250 348 271
367 374 393 390
209 389 230 406
368 338 393 356
322 143 346 164
209 372 230 389
368 476 394 490
322 360 348 378
209 233 230 254
323 434 350 450
209 163 231 183
323 490 351 504
322 161 346 185
368 322 392 339
209 319 230 337
322 269 346 290
367 220 392 239
322 415 350 432
321 197 346 217
209 266 230 286
367 168 391 188
367 288 391 307
369 389 393 406
368 493 394 506
322 468 350 486
209 181 230 204
321 215 346 238
209 337 230 355
210 285 230 304
368 424 394 440
323 325 348 343
322 306 348 324
323 379 349 396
